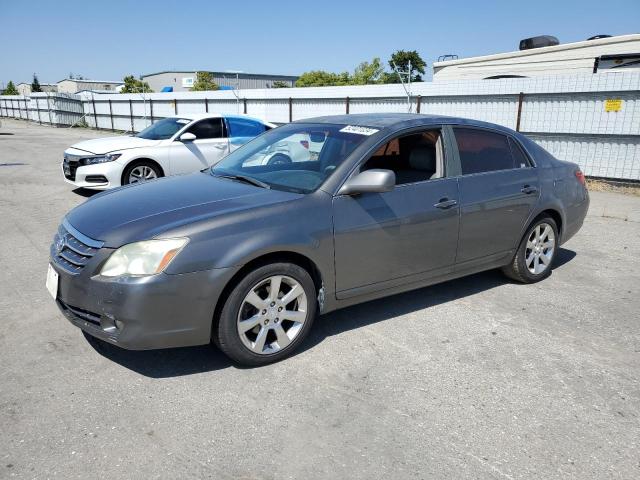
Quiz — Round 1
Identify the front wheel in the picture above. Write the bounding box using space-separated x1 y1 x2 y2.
502 216 558 283
214 263 317 366
122 161 162 185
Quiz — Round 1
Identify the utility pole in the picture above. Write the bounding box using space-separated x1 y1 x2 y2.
392 60 413 113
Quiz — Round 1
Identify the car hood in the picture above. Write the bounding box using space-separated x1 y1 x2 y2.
66 173 301 247
68 135 161 155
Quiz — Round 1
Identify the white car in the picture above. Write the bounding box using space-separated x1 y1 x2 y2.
243 131 328 166
62 113 274 190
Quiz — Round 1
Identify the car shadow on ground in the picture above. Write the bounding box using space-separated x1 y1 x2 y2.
85 248 576 378
73 188 100 198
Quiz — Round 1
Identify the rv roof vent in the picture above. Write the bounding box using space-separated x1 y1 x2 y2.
587 35 612 40
519 35 559 51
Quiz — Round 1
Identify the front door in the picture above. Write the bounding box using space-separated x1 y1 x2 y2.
170 117 229 174
332 128 460 297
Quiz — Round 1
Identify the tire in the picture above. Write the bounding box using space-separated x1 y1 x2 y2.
502 215 558 283
267 153 292 166
122 160 162 185
214 263 317 366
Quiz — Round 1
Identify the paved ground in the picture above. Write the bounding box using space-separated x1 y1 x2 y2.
1 119 639 480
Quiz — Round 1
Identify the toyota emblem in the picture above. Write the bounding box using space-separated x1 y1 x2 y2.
55 235 66 255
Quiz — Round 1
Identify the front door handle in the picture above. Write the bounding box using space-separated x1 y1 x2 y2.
434 198 458 209
521 185 538 194
214 144 227 150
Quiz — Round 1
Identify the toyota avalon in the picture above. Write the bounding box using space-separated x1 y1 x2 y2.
47 113 589 366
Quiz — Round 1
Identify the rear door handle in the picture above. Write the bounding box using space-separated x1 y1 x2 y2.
434 198 458 209
521 185 538 194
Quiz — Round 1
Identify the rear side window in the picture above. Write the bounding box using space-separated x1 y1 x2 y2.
227 118 266 137
454 128 515 175
187 118 224 139
509 137 532 168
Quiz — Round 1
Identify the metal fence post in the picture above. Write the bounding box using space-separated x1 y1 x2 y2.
24 98 29 121
416 95 422 114
288 97 292 122
516 92 524 132
36 98 42 124
243 98 247 114
129 99 134 132
108 99 114 131
204 98 208 113
92 97 98 129
346 96 350 114
174 99 178 115
149 98 154 123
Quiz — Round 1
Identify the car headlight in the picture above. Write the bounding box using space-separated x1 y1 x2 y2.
83 153 122 165
100 238 188 277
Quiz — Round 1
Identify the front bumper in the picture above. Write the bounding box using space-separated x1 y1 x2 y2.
62 160 124 190
51 255 236 350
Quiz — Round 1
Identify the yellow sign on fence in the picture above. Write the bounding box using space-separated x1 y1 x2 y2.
605 99 623 112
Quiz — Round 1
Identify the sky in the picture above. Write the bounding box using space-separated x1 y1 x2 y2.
1 0 639 86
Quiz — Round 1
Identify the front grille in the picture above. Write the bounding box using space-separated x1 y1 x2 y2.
63 154 81 181
58 300 102 326
51 221 103 275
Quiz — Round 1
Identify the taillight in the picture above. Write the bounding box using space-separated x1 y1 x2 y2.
300 140 309 149
575 170 586 186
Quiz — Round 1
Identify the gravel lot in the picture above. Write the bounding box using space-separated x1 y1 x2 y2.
1 119 639 480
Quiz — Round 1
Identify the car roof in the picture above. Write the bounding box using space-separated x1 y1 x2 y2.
167 113 270 124
295 113 516 135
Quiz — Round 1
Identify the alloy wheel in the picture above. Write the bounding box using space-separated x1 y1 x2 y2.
237 275 308 355
128 165 157 183
525 222 555 275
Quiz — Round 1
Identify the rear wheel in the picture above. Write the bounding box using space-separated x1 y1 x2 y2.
502 216 558 283
122 161 162 185
214 263 316 366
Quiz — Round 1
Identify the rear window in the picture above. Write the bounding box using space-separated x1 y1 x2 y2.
454 128 515 175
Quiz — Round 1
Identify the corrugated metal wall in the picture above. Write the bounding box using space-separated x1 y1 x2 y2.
1 72 638 180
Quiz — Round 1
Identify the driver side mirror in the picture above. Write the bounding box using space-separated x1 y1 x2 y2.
180 132 196 142
338 169 396 195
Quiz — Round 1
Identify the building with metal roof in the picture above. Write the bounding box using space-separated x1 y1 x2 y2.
141 70 298 92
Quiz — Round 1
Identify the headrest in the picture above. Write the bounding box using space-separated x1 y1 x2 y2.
409 147 436 171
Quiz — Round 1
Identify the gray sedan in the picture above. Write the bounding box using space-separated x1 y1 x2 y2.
47 114 589 366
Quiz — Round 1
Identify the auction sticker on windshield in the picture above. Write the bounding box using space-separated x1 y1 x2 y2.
339 125 379 136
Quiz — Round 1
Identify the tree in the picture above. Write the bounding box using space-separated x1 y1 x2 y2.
351 57 384 85
120 75 153 94
270 80 291 88
384 50 427 83
191 71 219 91
295 70 351 87
2 81 18 95
31 73 42 93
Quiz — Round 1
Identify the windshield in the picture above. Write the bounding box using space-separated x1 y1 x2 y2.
136 117 191 140
211 123 373 193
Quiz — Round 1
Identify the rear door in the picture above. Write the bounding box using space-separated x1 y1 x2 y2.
170 118 228 174
453 127 540 267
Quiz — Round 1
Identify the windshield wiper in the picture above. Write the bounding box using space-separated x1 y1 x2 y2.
214 173 271 189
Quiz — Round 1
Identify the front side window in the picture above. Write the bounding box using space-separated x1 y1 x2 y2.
136 117 191 140
454 128 516 175
211 123 369 193
227 117 266 138
187 118 224 139
361 130 444 185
